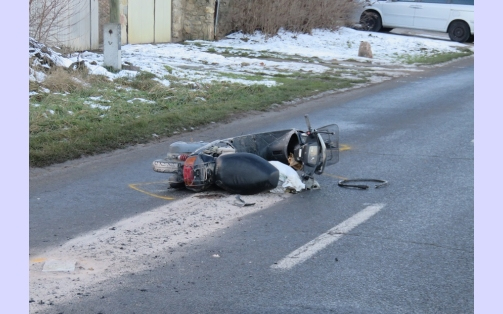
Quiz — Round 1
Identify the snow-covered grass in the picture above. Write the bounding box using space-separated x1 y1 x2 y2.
54 28 471 84
28 27 473 167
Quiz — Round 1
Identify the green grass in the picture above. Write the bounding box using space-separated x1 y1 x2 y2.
30 41 471 167
29 70 367 167
397 48 473 65
201 47 320 65
164 65 173 74
215 72 271 82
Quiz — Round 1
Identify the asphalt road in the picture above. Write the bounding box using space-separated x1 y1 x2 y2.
29 57 474 313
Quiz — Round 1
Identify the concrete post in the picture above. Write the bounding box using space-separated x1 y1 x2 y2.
103 23 121 70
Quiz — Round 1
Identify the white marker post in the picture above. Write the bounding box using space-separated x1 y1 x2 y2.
103 23 121 70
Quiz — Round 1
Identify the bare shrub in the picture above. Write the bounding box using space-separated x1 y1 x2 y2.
87 73 111 85
29 0 89 46
224 0 359 36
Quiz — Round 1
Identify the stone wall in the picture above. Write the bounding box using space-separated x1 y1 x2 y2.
172 0 216 42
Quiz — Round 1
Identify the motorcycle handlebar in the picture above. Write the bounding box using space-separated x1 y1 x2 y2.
304 115 335 135
304 114 312 133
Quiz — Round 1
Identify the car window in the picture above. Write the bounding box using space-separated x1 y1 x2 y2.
450 0 474 4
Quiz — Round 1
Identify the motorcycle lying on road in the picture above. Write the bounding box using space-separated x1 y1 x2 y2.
152 115 339 195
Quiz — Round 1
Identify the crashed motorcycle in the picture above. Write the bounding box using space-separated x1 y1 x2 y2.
152 115 339 195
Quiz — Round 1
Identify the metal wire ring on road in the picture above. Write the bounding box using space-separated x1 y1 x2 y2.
338 179 388 190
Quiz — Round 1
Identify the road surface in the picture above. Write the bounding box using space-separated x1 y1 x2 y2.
29 56 474 313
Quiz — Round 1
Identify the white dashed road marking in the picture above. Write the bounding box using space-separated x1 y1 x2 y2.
271 203 385 270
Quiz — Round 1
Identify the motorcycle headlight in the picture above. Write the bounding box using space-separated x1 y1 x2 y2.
307 144 319 166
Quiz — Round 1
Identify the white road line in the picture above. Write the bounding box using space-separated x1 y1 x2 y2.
271 203 385 270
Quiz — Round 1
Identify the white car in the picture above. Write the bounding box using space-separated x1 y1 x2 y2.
355 0 474 42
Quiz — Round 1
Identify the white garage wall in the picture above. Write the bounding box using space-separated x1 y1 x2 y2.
127 0 172 44
29 0 99 51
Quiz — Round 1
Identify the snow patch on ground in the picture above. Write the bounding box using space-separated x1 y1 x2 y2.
29 28 473 88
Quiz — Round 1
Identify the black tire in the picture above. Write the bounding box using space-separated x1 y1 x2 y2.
381 27 393 33
169 182 185 189
448 21 471 43
360 11 382 32
467 34 474 43
168 174 185 189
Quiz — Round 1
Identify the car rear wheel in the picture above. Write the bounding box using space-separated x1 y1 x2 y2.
360 11 382 32
448 21 471 43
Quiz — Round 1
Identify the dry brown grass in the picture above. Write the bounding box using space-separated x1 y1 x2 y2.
29 80 40 92
225 0 359 36
42 67 89 93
